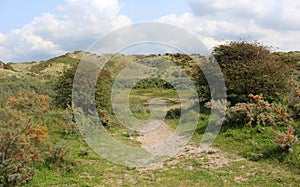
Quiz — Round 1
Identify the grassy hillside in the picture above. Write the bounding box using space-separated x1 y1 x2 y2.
0 48 300 186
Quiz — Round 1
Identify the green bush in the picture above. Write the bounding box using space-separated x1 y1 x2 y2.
133 78 174 89
54 62 113 129
213 41 291 104
166 108 181 119
54 63 112 113
285 79 300 120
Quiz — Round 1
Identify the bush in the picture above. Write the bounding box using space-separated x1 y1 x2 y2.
0 77 55 107
6 91 49 114
54 63 112 113
3 63 13 70
43 145 74 172
213 41 291 104
166 108 181 119
285 79 300 120
133 78 174 89
271 125 298 152
0 108 47 186
227 94 293 127
0 94 74 186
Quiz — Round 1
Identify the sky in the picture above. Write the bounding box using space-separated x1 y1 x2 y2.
0 0 299 62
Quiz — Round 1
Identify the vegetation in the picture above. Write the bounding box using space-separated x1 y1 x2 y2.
54 63 112 113
0 44 299 186
0 108 46 186
213 41 291 103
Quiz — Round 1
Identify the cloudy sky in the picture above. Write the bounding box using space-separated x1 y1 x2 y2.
0 0 299 62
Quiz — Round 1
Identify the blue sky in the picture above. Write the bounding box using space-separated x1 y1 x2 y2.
0 0 299 62
0 0 62 33
0 0 191 33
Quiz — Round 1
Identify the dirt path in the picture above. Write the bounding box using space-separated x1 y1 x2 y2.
136 121 245 170
136 121 173 147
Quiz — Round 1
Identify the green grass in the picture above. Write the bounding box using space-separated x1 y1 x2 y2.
23 90 300 186
1 55 299 186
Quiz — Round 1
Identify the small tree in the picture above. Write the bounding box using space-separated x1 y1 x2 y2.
54 63 112 113
213 41 291 104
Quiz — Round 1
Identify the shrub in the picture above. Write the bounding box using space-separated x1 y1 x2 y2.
285 79 300 120
6 91 49 114
228 94 293 127
271 125 298 152
54 63 112 113
0 77 55 107
166 108 181 119
272 51 300 67
43 145 74 172
99 109 110 127
0 108 47 186
213 41 291 104
133 78 174 89
3 63 13 70
60 107 79 136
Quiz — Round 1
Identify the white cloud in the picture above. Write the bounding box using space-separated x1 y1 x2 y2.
1 0 299 62
155 0 300 51
1 0 132 62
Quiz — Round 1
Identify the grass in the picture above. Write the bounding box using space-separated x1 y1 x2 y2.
1 52 300 186
30 55 79 74
21 89 300 186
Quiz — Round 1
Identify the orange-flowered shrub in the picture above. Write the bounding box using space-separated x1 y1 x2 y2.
228 94 293 127
0 108 47 186
6 91 49 114
271 125 298 152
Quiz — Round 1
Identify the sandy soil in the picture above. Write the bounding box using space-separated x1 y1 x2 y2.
136 121 245 170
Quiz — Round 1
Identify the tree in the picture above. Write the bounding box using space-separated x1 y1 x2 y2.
212 41 291 104
54 63 112 112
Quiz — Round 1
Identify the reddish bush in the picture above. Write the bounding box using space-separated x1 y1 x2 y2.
6 91 49 114
0 108 47 186
271 125 298 152
228 94 293 127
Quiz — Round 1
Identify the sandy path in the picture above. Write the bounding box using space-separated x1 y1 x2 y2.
136 121 173 147
135 120 245 170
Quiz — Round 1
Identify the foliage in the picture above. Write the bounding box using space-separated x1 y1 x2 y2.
0 108 47 186
133 78 174 89
54 63 112 113
54 64 77 109
213 41 291 104
166 108 181 119
3 63 13 70
165 53 194 67
272 51 300 67
271 125 298 152
43 145 74 172
227 94 293 127
0 77 55 107
6 91 50 114
0 94 75 186
285 79 300 120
